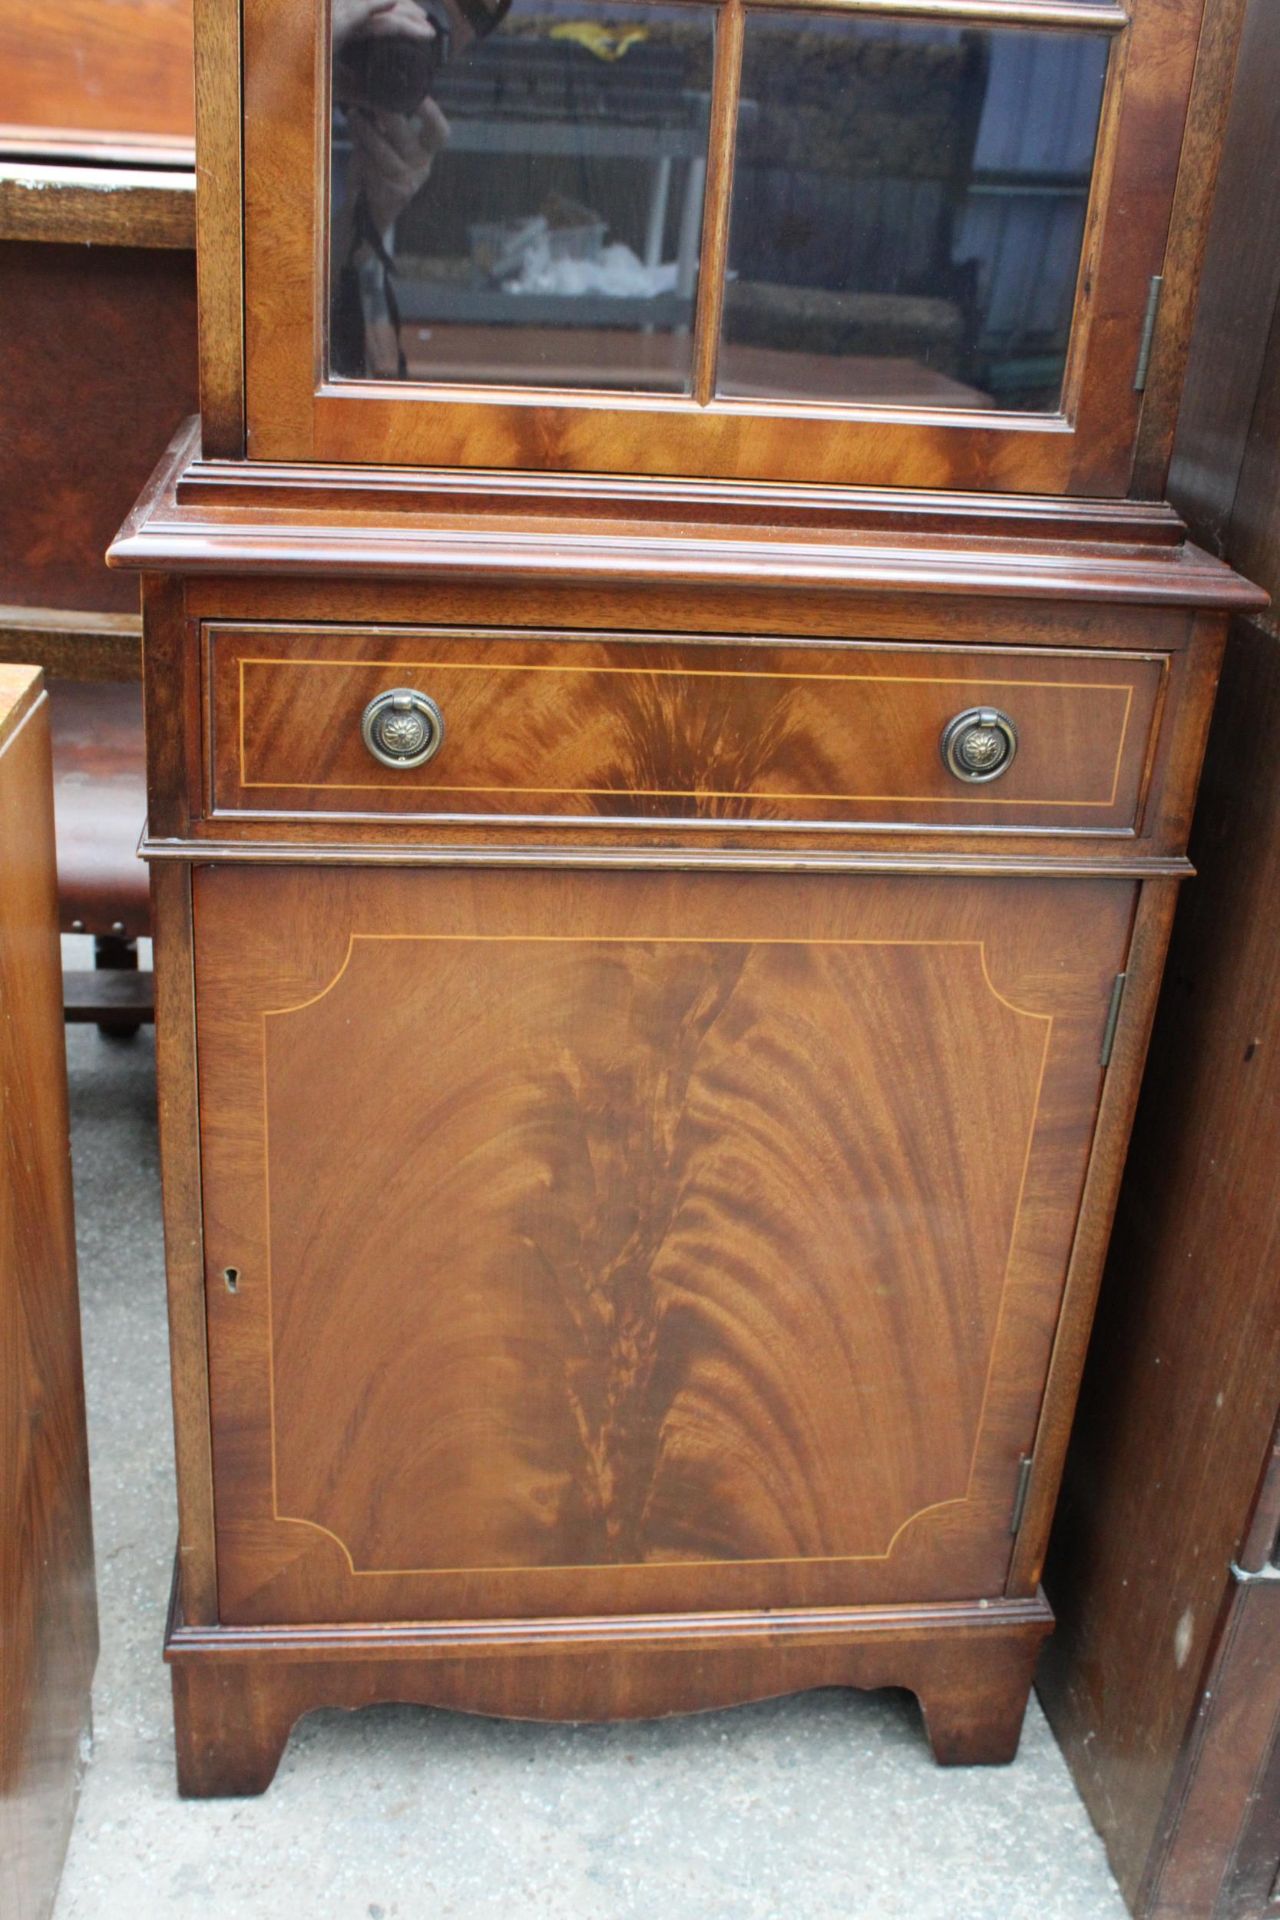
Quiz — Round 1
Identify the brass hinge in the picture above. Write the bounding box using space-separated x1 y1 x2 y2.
1134 274 1163 392
1100 972 1127 1068
1010 1455 1034 1536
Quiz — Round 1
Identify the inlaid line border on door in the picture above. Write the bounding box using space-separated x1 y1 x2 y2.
249 931 1056 1580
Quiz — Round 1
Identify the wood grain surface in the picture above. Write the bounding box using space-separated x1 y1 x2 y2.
0 667 97 1920
0 606 141 682
1167 10 1280 558
1128 0 1252 501
192 863 1134 1627
47 679 149 938
0 242 197 614
1148 1572 1280 1920
192 0 243 456
0 163 195 249
151 859 219 1623
171 448 1188 543
110 423 1265 617
1040 612 1280 1916
211 626 1165 834
1037 1 1280 1895
176 589 1220 870
0 0 194 147
165 1590 1055 1794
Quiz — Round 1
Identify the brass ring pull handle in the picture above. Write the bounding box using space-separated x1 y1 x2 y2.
361 688 445 769
940 707 1018 783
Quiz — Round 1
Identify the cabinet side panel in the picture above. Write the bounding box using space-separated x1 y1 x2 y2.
0 680 97 1920
152 858 218 1622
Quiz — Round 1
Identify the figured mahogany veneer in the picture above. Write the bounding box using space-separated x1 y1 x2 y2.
78 0 1269 1802
211 625 1164 834
196 864 1131 1626
111 384 1261 1793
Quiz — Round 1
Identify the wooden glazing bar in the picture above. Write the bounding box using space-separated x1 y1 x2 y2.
690 0 745 407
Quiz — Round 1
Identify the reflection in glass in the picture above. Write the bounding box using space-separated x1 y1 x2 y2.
718 19 1110 412
329 0 714 390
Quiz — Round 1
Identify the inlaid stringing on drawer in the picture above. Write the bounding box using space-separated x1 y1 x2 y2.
207 623 1168 833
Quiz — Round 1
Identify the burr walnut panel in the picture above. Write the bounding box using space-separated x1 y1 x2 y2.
209 624 1165 834
193 864 1134 1627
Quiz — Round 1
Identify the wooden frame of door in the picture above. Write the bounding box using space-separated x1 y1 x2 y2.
226 0 1207 490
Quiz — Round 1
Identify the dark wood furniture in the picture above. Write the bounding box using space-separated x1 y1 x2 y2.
0 202 179 1022
0 172 197 632
0 665 98 1920
1042 631 1280 1919
113 0 1261 1797
0 6 197 1022
1038 4 1280 1908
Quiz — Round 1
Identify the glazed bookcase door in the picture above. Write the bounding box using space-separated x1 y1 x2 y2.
194 864 1135 1626
239 0 1203 489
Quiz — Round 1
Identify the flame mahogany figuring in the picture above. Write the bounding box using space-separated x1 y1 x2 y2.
109 419 1264 1795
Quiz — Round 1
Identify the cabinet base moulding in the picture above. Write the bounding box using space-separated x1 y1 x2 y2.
164 1575 1053 1796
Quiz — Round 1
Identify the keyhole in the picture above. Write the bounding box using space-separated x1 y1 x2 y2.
223 1267 240 1294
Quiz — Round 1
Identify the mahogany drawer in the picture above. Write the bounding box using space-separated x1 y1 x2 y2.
206 623 1167 834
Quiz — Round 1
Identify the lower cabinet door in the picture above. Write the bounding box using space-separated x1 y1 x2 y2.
194 865 1134 1625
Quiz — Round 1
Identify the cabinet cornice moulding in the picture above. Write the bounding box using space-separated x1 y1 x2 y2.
109 425 1266 612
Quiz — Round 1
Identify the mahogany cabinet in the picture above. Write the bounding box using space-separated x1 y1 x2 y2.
0 666 97 1920
111 0 1262 1795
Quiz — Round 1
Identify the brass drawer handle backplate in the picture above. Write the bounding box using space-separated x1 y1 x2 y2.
361 688 445 769
940 707 1019 783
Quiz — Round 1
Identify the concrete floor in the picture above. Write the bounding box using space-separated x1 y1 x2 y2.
53 1020 1130 1920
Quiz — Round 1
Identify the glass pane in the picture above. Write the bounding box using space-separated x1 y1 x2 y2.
329 0 715 391
718 19 1110 413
